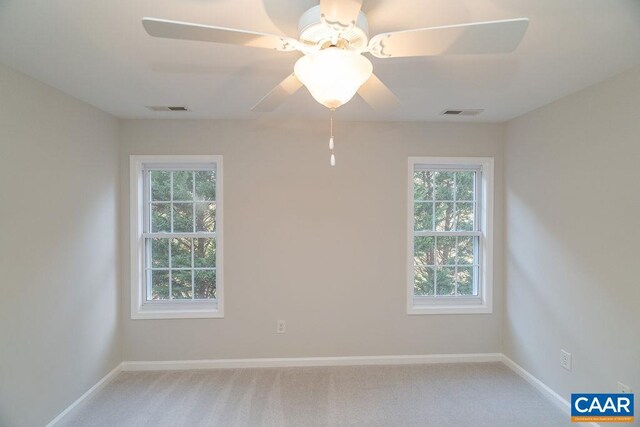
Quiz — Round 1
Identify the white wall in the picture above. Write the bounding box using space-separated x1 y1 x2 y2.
504 66 640 399
0 64 121 427
120 119 505 361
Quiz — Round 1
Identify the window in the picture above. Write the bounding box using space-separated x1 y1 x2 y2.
130 155 223 319
407 157 493 314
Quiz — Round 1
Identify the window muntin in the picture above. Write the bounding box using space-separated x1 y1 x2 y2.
408 157 493 314
144 168 217 302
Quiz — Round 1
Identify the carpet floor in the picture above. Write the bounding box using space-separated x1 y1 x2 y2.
61 362 569 426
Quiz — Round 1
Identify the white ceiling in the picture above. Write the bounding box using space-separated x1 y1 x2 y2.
0 0 639 122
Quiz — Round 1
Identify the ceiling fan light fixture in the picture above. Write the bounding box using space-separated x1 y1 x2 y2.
294 47 372 109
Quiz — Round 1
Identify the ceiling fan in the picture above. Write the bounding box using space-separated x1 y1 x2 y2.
142 0 529 113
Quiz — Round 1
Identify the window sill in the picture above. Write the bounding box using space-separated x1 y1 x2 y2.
131 302 223 320
408 298 492 315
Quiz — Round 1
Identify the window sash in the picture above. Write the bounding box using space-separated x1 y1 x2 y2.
142 165 218 304
413 166 482 233
413 235 481 297
143 168 217 234
143 235 217 302
411 165 483 299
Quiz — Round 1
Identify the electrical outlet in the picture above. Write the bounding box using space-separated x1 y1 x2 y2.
617 382 631 394
277 320 286 334
560 349 572 371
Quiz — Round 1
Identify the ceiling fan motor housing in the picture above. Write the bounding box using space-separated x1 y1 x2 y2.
298 5 369 51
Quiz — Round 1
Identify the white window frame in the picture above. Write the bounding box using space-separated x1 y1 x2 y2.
407 157 493 315
130 155 224 319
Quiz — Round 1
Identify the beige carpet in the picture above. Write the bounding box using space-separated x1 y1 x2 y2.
61 362 569 426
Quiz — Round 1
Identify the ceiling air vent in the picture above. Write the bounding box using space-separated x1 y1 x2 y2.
441 109 484 116
146 106 189 112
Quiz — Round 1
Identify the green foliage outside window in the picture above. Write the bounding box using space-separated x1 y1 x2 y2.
413 170 478 296
147 169 217 300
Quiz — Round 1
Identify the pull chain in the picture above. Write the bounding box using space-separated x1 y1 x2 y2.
329 108 336 166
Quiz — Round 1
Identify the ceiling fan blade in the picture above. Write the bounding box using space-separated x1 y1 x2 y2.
320 0 364 28
369 18 529 58
142 18 300 51
357 74 400 111
251 74 303 112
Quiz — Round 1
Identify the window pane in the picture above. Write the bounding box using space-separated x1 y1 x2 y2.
171 238 192 268
434 171 454 200
457 266 474 296
150 238 169 268
414 236 434 266
194 238 216 268
194 270 216 299
171 270 192 299
414 266 434 296
173 203 194 232
435 202 454 231
151 270 169 300
457 236 475 265
473 266 479 296
151 203 170 233
435 267 455 295
414 202 433 231
413 171 433 201
456 172 475 201
436 237 456 265
151 171 171 201
195 170 215 201
195 202 216 232
172 171 193 201
455 202 474 231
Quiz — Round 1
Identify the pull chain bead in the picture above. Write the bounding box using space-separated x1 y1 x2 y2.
329 109 336 167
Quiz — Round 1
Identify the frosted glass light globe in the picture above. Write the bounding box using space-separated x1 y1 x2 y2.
294 48 373 109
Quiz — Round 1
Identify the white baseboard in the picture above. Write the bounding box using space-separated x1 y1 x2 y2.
501 355 570 412
46 362 123 427
501 355 599 427
121 352 503 371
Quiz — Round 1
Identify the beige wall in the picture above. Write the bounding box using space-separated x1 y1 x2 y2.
0 64 121 427
120 119 505 361
504 66 640 399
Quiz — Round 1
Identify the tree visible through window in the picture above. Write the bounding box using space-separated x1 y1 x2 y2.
413 168 480 297
145 168 218 301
